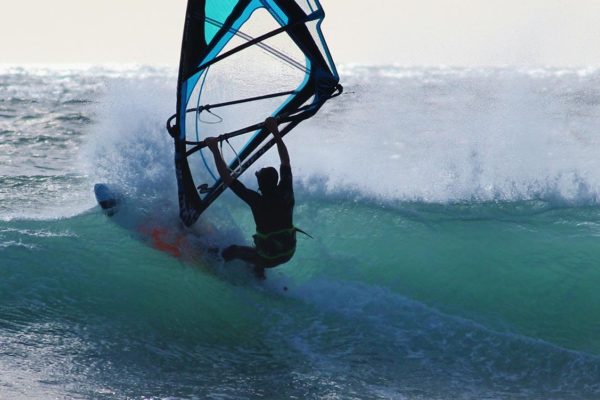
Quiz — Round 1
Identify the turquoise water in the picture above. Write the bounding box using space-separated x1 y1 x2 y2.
1 66 600 399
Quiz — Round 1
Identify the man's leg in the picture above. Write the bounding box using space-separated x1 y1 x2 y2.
222 245 259 263
222 245 266 279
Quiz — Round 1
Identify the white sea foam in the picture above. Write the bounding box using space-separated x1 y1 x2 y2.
283 66 600 205
3 65 600 221
96 64 594 207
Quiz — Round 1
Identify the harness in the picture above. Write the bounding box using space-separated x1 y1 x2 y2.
253 227 312 260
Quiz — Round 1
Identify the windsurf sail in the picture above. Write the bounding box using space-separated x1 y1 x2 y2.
166 0 342 226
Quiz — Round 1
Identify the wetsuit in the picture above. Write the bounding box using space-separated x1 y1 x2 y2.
222 165 296 269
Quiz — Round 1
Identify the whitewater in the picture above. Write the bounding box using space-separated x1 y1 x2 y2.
1 64 600 399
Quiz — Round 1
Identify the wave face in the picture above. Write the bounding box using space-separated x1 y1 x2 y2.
1 65 600 399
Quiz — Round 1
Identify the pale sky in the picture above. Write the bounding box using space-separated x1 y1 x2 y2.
2 0 600 66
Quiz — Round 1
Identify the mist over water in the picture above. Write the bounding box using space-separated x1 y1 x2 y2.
1 65 600 399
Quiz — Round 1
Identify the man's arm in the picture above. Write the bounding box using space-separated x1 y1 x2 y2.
264 117 293 198
205 137 260 206
264 117 290 167
206 137 234 186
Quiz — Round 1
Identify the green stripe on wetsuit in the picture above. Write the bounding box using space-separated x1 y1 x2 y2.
253 227 298 260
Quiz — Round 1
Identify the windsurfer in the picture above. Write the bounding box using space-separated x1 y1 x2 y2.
205 117 296 279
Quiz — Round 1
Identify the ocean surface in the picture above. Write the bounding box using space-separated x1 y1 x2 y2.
1 64 600 399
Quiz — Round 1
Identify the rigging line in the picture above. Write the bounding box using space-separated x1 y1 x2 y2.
184 105 315 157
196 67 218 181
199 109 224 124
169 83 342 141
202 89 298 111
183 83 343 148
198 82 341 114
166 89 298 131
195 66 210 141
224 138 243 175
205 16 308 73
195 10 321 74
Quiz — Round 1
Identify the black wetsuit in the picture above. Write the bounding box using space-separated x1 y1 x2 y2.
222 164 296 270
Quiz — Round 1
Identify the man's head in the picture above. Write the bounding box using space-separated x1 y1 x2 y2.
255 167 278 194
